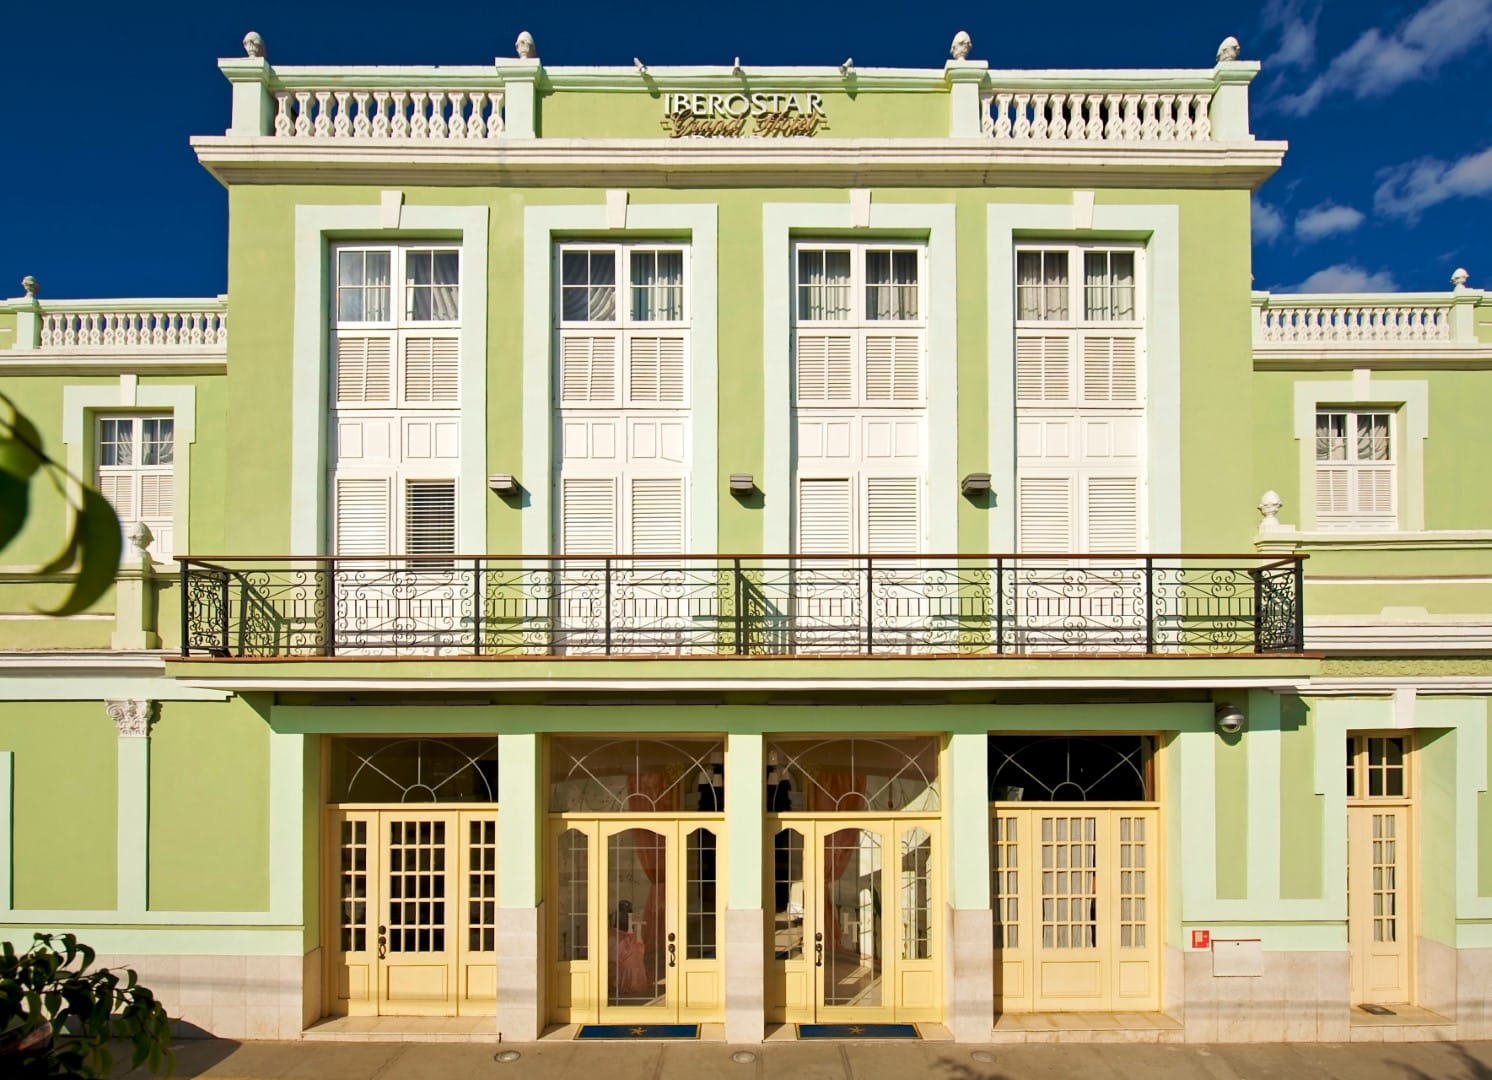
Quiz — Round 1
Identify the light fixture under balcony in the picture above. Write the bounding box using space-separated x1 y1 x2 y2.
729 474 757 496
960 472 992 497
488 473 519 495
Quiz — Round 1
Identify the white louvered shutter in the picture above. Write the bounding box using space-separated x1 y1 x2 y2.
559 334 619 405
560 477 618 555
628 336 686 405
865 476 920 554
1080 334 1140 403
402 335 459 403
334 335 395 406
1354 466 1395 521
97 473 136 523
796 334 854 403
629 477 686 554
404 479 456 556
1085 475 1140 553
863 335 921 403
1017 476 1074 554
797 477 853 555
1015 333 1073 404
334 477 392 556
1315 467 1350 517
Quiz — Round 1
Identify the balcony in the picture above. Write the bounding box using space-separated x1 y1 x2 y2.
1 292 228 372
177 553 1304 660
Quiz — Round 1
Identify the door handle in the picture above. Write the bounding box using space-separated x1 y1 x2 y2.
667 932 677 968
814 931 823 968
377 924 387 959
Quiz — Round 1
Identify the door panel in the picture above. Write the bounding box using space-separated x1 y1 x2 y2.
326 808 499 1018
549 819 723 1024
765 818 939 1024
1349 805 1412 1004
992 806 1159 1013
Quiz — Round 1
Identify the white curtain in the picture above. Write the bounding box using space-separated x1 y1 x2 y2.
630 250 684 321
797 249 851 321
561 250 617 322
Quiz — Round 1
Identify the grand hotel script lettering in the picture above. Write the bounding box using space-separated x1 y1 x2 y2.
661 91 829 138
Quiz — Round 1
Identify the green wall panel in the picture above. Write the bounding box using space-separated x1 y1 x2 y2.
1215 730 1248 899
147 699 270 911
1278 695 1323 899
1481 698 1492 899
1417 728 1456 946
0 701 116 910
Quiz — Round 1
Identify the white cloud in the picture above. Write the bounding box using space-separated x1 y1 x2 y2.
1262 0 1319 69
1278 0 1492 115
1375 145 1492 219
1280 264 1399 293
1294 202 1365 241
1252 195 1287 243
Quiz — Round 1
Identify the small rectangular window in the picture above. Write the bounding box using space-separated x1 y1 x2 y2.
797 248 852 321
1083 251 1136 321
336 249 392 322
404 480 457 558
630 250 685 322
865 249 919 320
403 249 460 321
1315 409 1396 529
95 413 175 559
1016 250 1070 321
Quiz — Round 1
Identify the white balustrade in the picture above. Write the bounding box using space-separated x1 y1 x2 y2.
272 87 505 140
981 89 1213 143
39 308 228 349
1257 304 1451 345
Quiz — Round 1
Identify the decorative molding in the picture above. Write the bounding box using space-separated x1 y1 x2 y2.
1304 617 1492 653
105 698 157 738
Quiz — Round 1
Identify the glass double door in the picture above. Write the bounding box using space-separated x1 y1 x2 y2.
326 808 499 1017
549 818 724 1023
767 818 938 1023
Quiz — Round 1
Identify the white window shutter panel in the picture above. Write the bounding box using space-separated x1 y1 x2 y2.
1354 466 1395 517
1015 332 1072 403
797 477 853 555
864 335 920 403
402 335 459 403
865 476 920 554
1085 475 1140 553
138 473 174 522
1017 476 1074 553
335 335 394 405
334 477 392 556
628 336 686 405
560 476 617 555
404 479 457 555
1315 467 1349 516
98 473 136 522
1080 333 1140 403
796 334 854 403
559 334 619 405
629 477 686 554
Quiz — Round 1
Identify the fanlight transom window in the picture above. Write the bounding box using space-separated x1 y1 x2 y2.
988 735 1153 803
764 736 940 812
329 737 499 803
549 737 725 813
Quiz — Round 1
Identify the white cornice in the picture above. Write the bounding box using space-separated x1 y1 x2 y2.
1254 346 1492 370
1305 617 1492 653
170 674 1311 694
0 353 226 375
1305 676 1492 695
189 136 1287 190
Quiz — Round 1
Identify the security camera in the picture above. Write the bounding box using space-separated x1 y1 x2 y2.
1214 702 1246 735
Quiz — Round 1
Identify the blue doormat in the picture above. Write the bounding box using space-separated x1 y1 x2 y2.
797 1023 921 1039
575 1023 700 1040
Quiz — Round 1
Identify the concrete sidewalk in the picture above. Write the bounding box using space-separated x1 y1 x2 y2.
117 1038 1492 1079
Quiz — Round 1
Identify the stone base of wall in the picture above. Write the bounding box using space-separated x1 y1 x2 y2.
724 908 764 1043
95 953 308 1040
1182 949 1349 1042
493 905 542 1041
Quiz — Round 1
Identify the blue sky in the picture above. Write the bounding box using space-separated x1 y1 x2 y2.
1 1 1487 298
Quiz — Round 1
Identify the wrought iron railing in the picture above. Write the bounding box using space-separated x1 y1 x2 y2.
176 553 1305 659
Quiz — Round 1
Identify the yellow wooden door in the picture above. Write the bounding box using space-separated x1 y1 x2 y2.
378 811 459 1015
992 806 1159 1013
456 812 499 1014
1349 805 1412 1004
766 818 939 1024
549 819 724 1024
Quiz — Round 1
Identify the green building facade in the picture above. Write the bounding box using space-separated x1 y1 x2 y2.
2 29 1491 1044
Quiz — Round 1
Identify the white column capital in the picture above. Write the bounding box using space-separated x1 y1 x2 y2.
106 699 157 738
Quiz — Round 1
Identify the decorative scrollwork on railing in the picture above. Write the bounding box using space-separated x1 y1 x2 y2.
177 554 1306 659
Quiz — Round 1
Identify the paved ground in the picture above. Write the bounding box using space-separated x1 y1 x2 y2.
115 1038 1492 1079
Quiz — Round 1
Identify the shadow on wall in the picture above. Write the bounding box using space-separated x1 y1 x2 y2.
1395 1043 1492 1080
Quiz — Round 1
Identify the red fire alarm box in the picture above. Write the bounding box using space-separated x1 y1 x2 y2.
1191 929 1211 949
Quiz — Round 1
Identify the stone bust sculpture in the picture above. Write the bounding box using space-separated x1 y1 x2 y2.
243 31 266 59
950 31 972 61
515 31 536 59
1216 36 1240 63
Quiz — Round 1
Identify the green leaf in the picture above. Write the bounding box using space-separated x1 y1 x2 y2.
0 469 28 555
0 411 46 479
39 486 122 616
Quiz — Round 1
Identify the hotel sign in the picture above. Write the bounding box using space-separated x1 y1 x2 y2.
661 92 829 138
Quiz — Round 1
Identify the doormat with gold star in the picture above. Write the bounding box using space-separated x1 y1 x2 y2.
575 1024 700 1039
796 1023 921 1039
